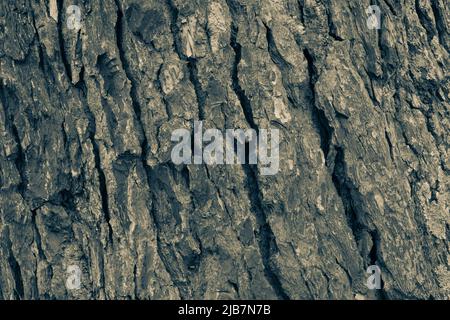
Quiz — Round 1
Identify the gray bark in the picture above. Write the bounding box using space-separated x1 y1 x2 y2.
0 0 449 299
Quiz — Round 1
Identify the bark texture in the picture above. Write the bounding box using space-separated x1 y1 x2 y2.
0 0 449 299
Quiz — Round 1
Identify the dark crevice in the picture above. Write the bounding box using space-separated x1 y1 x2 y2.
31 209 46 260
314 107 334 164
381 0 398 16
423 105 449 173
242 164 290 300
0 84 27 197
115 2 143 132
115 0 183 298
96 53 121 98
401 129 421 157
150 196 187 298
30 210 43 298
430 1 449 52
10 123 27 196
264 23 303 108
84 105 113 243
335 258 353 287
133 263 138 299
368 230 388 299
115 0 147 144
415 0 436 44
331 147 366 245
228 280 240 298
187 58 206 120
304 48 334 164
385 130 394 162
226 1 289 299
92 134 113 243
56 0 73 82
264 23 291 69
74 66 86 92
225 0 258 130
332 146 389 299
166 0 185 60
429 180 439 204
326 8 344 41
30 12 47 75
368 230 381 265
297 0 305 24
165 0 205 121
229 25 257 131
6 229 24 299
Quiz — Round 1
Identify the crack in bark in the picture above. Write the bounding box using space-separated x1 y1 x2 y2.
430 1 449 52
331 146 389 299
5 228 24 300
166 0 206 121
225 0 290 299
303 48 334 164
0 84 27 198
115 0 183 298
56 0 72 82
187 58 206 121
229 24 257 131
381 0 397 16
31 209 46 261
415 0 436 44
325 7 344 41
241 164 290 300
264 23 304 108
297 0 305 24
302 46 390 299
84 105 114 244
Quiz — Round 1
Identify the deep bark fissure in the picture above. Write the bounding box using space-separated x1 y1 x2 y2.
325 7 344 41
304 62 389 299
31 209 46 260
148 167 186 299
429 1 449 52
303 48 334 164
84 104 114 243
56 0 73 82
297 0 305 24
0 85 27 197
415 0 436 44
241 164 290 300
166 0 206 121
224 2 289 299
229 25 258 131
187 58 206 121
6 229 24 300
115 0 183 298
381 0 398 16
331 147 366 245
331 146 388 299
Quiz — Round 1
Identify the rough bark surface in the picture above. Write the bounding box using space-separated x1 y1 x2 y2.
0 0 449 300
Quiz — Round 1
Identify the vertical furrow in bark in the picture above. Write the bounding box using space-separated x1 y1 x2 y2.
114 0 183 298
84 105 114 244
166 0 206 121
6 228 24 300
56 0 72 81
225 0 289 299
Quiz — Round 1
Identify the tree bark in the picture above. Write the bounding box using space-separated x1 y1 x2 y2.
0 0 448 299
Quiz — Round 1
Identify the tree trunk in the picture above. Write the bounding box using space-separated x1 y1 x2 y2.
0 0 448 299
